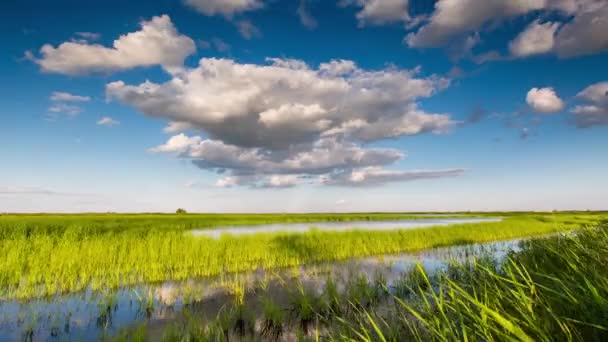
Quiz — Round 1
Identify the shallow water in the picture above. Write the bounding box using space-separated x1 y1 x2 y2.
0 234 519 341
191 217 502 238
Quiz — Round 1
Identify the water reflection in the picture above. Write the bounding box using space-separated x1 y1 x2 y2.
0 235 519 341
191 217 502 238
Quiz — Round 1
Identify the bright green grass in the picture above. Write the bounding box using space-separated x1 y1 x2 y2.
347 224 608 341
0 212 473 238
0 212 606 299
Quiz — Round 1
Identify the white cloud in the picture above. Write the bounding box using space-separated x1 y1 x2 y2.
30 15 195 75
48 103 82 116
402 0 607 60
261 175 300 188
405 0 544 48
107 57 453 150
509 20 560 57
50 91 91 102
236 20 261 39
149 133 202 153
109 57 461 188
184 0 264 17
215 175 300 189
75 32 101 41
97 117 120 126
571 81 608 127
320 167 465 187
554 2 608 58
343 0 410 26
147 134 463 188
526 87 565 113
163 121 194 133
297 0 318 29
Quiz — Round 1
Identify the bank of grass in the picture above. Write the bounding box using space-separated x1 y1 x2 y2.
0 212 472 238
346 223 608 341
0 213 606 299
153 222 608 341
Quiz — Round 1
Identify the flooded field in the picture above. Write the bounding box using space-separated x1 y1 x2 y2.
0 236 520 341
191 217 502 238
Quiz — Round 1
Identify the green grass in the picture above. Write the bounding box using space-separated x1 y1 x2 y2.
0 212 472 238
0 212 605 299
153 223 608 341
346 224 608 341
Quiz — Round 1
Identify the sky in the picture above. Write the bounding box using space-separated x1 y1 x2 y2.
1 0 607 213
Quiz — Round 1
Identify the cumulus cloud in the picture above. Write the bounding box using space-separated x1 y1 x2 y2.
554 2 608 58
342 0 410 26
184 0 264 17
97 117 120 126
50 91 91 102
526 87 565 113
149 133 202 153
321 167 465 187
401 0 607 60
109 57 461 187
107 57 454 150
405 0 544 48
509 20 560 57
163 121 195 133
29 15 195 75
571 81 608 127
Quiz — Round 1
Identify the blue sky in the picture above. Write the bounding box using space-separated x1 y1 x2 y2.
1 0 607 212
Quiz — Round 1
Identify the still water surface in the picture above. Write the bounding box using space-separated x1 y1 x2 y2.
0 226 520 341
191 217 502 238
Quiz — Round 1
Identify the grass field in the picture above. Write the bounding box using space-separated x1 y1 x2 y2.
0 212 606 300
155 222 608 341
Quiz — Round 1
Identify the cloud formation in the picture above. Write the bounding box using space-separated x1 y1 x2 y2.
29 15 195 75
342 0 410 26
297 0 318 29
97 117 120 126
50 91 91 102
107 58 454 150
108 57 462 187
405 0 544 48
509 20 560 57
571 82 608 127
236 20 262 39
526 87 564 113
554 1 608 58
320 167 465 187
397 0 607 60
184 0 263 17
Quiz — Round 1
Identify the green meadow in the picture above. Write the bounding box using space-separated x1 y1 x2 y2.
0 212 605 299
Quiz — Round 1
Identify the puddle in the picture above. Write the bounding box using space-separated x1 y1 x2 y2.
191 217 502 238
0 234 519 341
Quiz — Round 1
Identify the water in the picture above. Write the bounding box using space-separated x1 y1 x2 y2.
191 217 502 238
0 233 520 341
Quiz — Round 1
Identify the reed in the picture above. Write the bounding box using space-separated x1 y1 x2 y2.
0 213 604 299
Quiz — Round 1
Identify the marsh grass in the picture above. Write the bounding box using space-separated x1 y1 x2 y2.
0 213 605 299
98 223 608 341
348 225 608 341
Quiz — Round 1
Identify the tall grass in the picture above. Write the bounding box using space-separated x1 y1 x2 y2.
347 224 608 341
99 222 608 341
0 213 605 299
